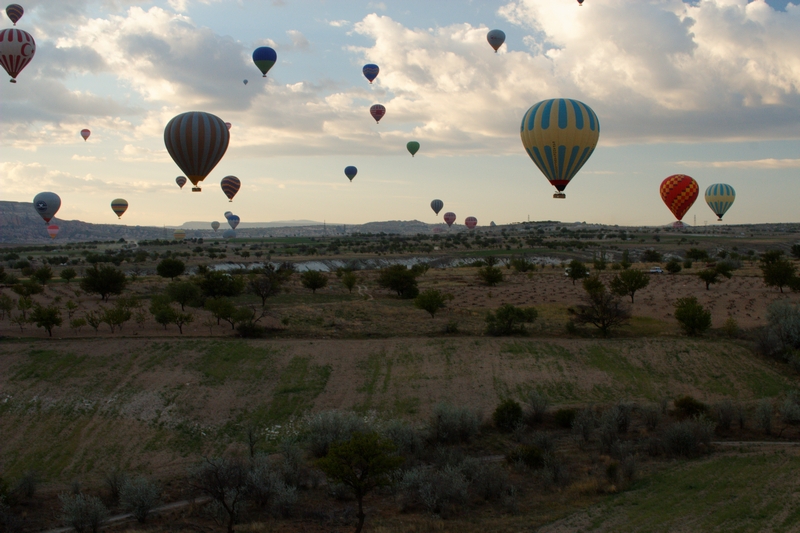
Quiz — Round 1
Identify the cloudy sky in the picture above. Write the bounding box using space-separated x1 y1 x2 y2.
1 0 799 229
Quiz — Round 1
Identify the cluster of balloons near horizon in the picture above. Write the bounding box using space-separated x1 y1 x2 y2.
660 175 736 224
1 4 35 83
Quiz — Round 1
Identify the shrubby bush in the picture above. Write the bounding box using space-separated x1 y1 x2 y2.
526 390 549 424
399 465 468 518
713 400 735 431
661 417 715 457
506 445 544 470
120 476 160 523
246 455 297 517
493 399 523 433
554 408 576 428
59 493 109 533
571 408 596 444
485 304 538 336
428 402 480 444
674 396 708 419
381 419 424 458
756 399 773 435
674 297 712 336
305 410 369 458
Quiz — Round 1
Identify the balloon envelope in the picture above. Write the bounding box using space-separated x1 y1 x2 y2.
173 229 186 240
443 212 456 227
362 63 379 83
520 98 600 198
243 79 248 85
487 29 505 52
176 176 187 189
660 175 698 222
46 224 59 239
370 104 386 123
430 199 443 215
705 183 736 221
224 211 233 219
344 166 357 181
33 192 61 224
164 111 230 191
80 129 91 141
407 141 420 157
220 175 241 202
211 221 220 232
465 217 477 229
228 215 240 229
111 198 128 219
252 46 277 77
223 229 236 239
225 122 231 130
0 28 36 83
6 4 23 24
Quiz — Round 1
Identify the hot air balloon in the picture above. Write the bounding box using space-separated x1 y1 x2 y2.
407 141 420 157
33 192 61 224
362 63 379 83
223 229 236 239
164 111 230 192
0 28 35 83
578 0 585 5
252 46 277 77
443 212 456 228
6 4 23 25
487 29 505 53
80 129 91 141
176 176 187 189
220 176 241 202
224 211 233 219
111 198 128 219
430 199 443 215
225 122 231 131
228 215 240 229
47 225 59 239
465 217 477 229
243 79 248 85
705 183 736 222
520 98 600 199
344 166 357 182
211 221 220 232
173 229 186 240
370 104 386 124
660 175 698 222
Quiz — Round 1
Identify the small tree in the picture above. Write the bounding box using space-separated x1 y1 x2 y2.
205 297 238 328
191 457 249 533
317 432 404 533
791 244 800 260
60 268 77 283
120 477 160 524
609 269 650 303
80 265 127 301
32 265 53 285
665 259 682 274
674 296 712 336
150 296 178 330
619 250 632 270
641 249 662 262
760 250 796 293
166 280 202 311
174 311 194 334
85 310 103 334
0 293 14 320
477 265 504 286
300 270 328 293
376 265 419 299
59 493 109 533
156 258 185 280
102 303 132 333
12 280 43 297
30 304 62 337
485 304 538 336
697 264 732 290
341 271 358 293
566 260 589 285
247 265 289 306
196 271 245 299
414 289 452 318
570 278 630 337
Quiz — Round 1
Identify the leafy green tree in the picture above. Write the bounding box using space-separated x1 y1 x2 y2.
12 280 43 297
156 258 185 280
686 248 709 261
174 311 194 334
80 265 128 301
204 298 238 328
166 280 202 311
698 264 732 290
791 244 800 260
317 432 404 533
300 270 328 293
619 250 632 270
665 258 682 274
414 289 452 318
60 268 77 283
31 304 62 337
510 257 536 272
16 295 33 320
195 271 244 299
150 296 178 330
102 303 132 333
674 297 712 336
760 250 796 293
85 310 103 334
566 260 589 285
341 271 358 293
477 265 504 286
376 265 420 299
0 292 14 320
641 249 662 263
31 265 53 285
485 303 538 336
610 269 650 303
247 265 290 306
569 278 630 337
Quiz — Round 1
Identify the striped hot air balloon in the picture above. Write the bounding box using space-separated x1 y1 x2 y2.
164 111 230 192
362 63 379 83
704 183 736 221
660 175 698 222
211 221 220 232
46 225 59 239
430 199 443 215
0 28 36 83
6 4 23 25
220 175 240 202
370 104 386 124
173 229 186 240
520 98 600 199
176 176 187 189
443 212 456 228
111 198 128 219
465 217 477 229
227 215 240 229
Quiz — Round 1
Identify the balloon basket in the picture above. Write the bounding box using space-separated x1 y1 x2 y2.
553 192 566 199
192 187 201 192
10 79 16 83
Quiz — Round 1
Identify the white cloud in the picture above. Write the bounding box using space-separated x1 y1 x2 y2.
678 158 800 169
328 19 350 27
286 29 310 50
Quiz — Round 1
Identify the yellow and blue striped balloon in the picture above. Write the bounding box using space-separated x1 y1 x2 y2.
520 98 599 198
704 183 735 221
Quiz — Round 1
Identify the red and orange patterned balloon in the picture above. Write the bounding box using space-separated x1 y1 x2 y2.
660 174 698 222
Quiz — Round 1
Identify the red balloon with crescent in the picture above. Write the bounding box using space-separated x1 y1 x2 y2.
660 174 699 222
465 217 477 229
370 104 386 124
443 212 456 228
0 28 36 83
